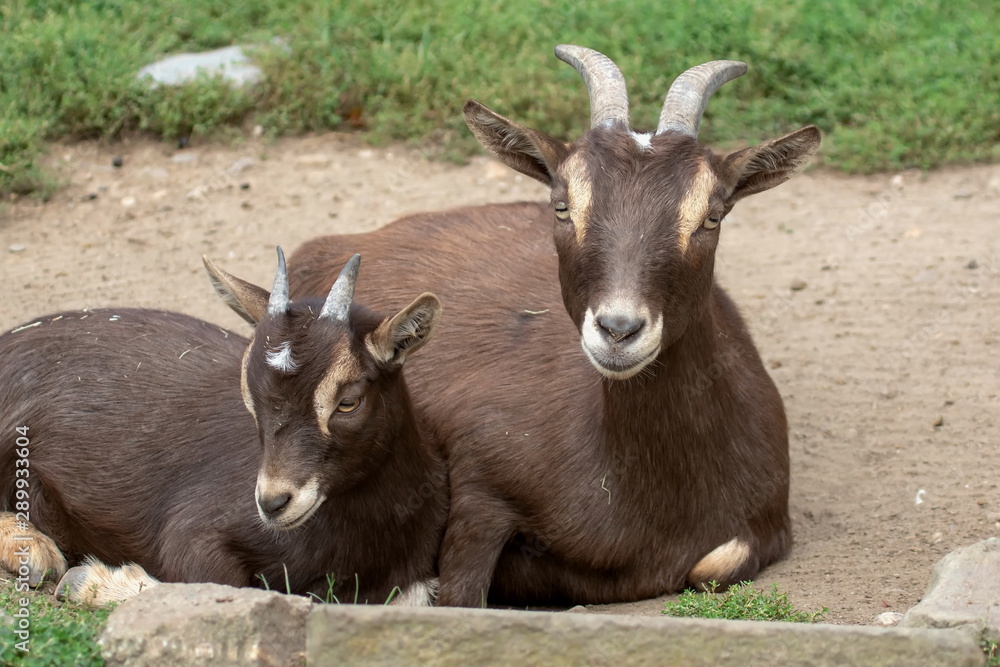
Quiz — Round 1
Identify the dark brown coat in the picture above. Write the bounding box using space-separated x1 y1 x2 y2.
289 48 820 606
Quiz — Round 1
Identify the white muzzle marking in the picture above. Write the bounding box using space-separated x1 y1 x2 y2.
255 474 326 530
580 303 663 379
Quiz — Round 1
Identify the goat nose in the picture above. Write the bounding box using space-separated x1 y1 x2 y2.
596 314 644 343
258 492 292 518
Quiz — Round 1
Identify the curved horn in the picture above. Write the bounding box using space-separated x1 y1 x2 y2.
555 44 630 129
655 60 747 137
267 247 290 316
319 254 361 322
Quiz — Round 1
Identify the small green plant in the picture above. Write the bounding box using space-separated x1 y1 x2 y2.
0 580 113 666
662 581 826 623
982 638 999 667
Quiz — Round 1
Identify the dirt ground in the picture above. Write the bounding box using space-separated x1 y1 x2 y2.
1 133 998 626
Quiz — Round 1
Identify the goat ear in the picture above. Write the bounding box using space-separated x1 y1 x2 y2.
369 293 442 367
720 125 821 206
464 100 569 186
202 256 270 326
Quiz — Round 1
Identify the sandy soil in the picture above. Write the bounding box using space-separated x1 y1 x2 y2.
1 133 998 626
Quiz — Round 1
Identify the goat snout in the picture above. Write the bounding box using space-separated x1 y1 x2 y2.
581 305 663 380
595 313 644 343
255 475 325 530
257 492 292 518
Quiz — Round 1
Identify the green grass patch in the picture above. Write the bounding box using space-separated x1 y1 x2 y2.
983 638 1000 667
2 1 999 196
662 582 826 623
0 580 112 666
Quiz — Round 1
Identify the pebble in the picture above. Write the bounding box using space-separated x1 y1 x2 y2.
240 182 250 190
790 279 807 291
967 259 979 270
296 154 331 167
82 193 98 201
112 156 123 168
9 244 26 253
933 416 944 428
121 196 136 208
874 611 903 627
358 149 374 159
171 153 198 164
228 157 257 175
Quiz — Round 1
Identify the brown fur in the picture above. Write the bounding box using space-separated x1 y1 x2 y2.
0 269 447 605
288 63 819 606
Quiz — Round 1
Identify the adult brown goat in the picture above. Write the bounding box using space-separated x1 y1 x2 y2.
0 251 446 606
289 45 821 607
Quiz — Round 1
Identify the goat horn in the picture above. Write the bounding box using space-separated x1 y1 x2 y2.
655 60 747 137
319 254 361 322
267 247 290 316
555 45 630 129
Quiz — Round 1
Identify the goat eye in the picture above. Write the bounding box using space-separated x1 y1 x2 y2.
335 397 362 414
554 201 571 221
703 214 723 230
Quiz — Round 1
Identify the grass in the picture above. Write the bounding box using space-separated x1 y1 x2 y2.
0 580 112 666
1 1 998 197
983 638 999 667
662 581 826 623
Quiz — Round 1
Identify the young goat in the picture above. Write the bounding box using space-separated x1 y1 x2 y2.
289 46 820 607
0 251 446 606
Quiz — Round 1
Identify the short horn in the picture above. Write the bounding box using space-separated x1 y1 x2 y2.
555 45 630 129
319 254 361 322
655 60 747 137
267 247 290 316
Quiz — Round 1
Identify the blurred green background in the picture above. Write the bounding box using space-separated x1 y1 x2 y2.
2 0 998 196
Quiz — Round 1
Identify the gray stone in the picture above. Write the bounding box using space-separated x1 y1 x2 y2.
308 605 984 666
874 611 904 627
138 46 263 88
100 583 310 666
901 537 1000 641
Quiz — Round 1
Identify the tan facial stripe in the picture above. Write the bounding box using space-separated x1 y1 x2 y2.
677 160 718 252
561 152 592 244
240 337 257 425
313 342 361 435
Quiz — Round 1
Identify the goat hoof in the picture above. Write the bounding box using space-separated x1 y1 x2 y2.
55 559 159 607
0 514 67 586
55 566 90 602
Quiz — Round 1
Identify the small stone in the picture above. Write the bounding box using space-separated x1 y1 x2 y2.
9 244 26 253
769 360 783 369
151 190 168 200
228 157 257 175
967 259 979 270
186 186 208 200
874 611 903 627
112 156 123 168
296 154 331 167
790 279 807 291
82 193 98 201
177 136 190 149
953 191 974 200
358 149 374 159
171 153 198 164
240 182 250 190
564 605 589 613
121 196 136 208
252 125 264 138
933 416 944 428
